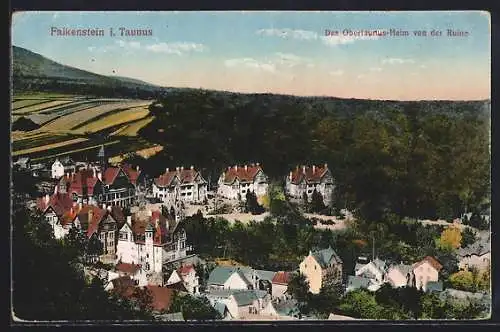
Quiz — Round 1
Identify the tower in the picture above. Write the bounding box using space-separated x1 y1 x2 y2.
98 144 106 169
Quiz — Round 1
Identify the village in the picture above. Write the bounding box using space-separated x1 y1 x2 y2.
12 145 491 321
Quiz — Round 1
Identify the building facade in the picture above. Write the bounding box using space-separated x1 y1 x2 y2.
153 166 208 204
285 164 335 205
217 164 268 201
299 246 343 294
412 256 443 292
51 157 76 179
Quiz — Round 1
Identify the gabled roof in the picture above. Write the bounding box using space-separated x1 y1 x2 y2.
154 167 205 187
289 164 330 185
60 169 101 196
272 271 292 285
37 193 75 218
130 211 171 246
254 270 276 282
310 246 343 269
76 205 109 237
120 164 141 185
214 302 229 317
456 243 490 258
207 266 252 286
231 290 258 306
165 281 188 292
388 264 413 276
221 164 264 184
413 256 443 272
110 206 126 228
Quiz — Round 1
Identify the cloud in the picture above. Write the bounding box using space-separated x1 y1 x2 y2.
330 70 344 76
274 52 313 68
357 74 365 79
382 58 415 65
369 67 383 72
256 28 318 40
145 42 206 55
87 40 207 55
224 58 276 73
419 64 427 69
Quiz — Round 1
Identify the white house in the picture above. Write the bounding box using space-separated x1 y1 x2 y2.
412 256 443 292
51 157 76 179
217 164 268 201
385 264 415 288
271 271 292 300
166 265 200 294
353 258 387 291
116 210 190 274
225 290 262 319
37 192 77 239
285 164 335 205
207 266 255 291
153 166 208 204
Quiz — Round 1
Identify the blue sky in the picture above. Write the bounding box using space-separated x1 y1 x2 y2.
12 11 490 100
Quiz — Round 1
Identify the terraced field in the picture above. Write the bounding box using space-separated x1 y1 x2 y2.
11 94 159 161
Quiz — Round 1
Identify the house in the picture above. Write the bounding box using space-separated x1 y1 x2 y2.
36 192 78 239
166 265 200 294
285 164 335 205
346 275 374 292
74 204 119 260
57 164 140 208
13 157 31 170
226 290 261 319
385 264 415 288
299 246 343 294
456 237 491 271
214 302 233 320
217 164 268 201
116 210 190 274
261 299 300 320
51 157 76 179
30 163 47 178
353 257 387 291
153 166 208 204
271 271 292 300
207 266 254 291
412 256 443 292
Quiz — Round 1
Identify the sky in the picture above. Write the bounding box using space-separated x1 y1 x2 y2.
12 11 490 100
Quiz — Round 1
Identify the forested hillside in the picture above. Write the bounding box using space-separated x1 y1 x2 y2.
138 89 490 222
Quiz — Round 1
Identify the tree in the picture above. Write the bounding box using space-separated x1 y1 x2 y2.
338 289 381 319
436 226 462 251
419 293 446 319
287 272 310 303
448 270 476 292
169 293 221 320
460 228 477 248
310 189 326 213
245 191 265 215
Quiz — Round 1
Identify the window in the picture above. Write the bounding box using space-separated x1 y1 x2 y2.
119 232 128 241
314 265 317 270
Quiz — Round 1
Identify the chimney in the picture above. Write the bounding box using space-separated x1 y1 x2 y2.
45 194 50 204
228 166 231 171
136 165 140 172
289 171 293 181
88 208 94 222
166 167 169 173
93 168 96 178
244 165 248 172
79 202 83 209
235 165 238 172
256 162 260 166
107 205 112 212
181 166 184 171
190 165 194 170
176 166 180 171
102 203 106 210
54 185 58 195
312 165 316 173
97 172 102 181
324 163 328 169
66 172 69 178
302 166 306 174
127 215 132 225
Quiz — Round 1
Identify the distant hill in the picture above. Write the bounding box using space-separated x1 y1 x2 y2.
12 46 164 98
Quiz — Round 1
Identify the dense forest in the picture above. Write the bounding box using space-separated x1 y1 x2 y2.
138 89 491 222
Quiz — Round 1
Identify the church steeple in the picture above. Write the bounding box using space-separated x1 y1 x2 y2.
98 144 106 169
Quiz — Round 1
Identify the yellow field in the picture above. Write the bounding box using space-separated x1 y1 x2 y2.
41 100 151 132
31 140 121 162
12 100 75 115
111 115 155 136
12 137 88 156
108 144 163 163
74 106 150 134
12 99 49 110
11 130 49 142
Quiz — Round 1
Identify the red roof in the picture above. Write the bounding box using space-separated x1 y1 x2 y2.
131 211 171 246
116 263 140 275
413 256 443 272
272 271 292 285
178 265 195 276
76 205 108 237
154 167 201 187
60 168 100 196
289 165 329 184
121 164 141 185
102 167 121 185
146 286 175 312
222 164 263 184
111 277 136 297
37 193 75 218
